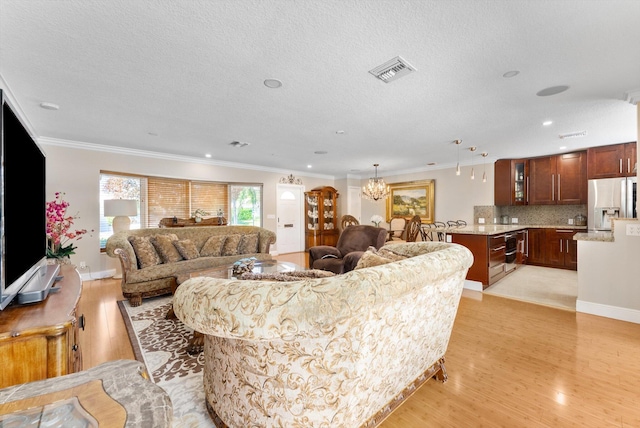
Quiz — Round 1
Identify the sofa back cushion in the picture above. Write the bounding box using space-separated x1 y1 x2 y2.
173 239 200 260
200 235 227 257
222 234 242 256
128 236 162 269
238 234 259 255
151 234 183 263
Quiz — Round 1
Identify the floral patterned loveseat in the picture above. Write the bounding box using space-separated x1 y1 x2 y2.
173 241 473 427
106 226 275 306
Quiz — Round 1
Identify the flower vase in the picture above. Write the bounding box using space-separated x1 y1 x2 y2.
195 217 202 223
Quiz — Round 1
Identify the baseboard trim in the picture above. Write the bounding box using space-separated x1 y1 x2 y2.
463 279 483 292
80 268 116 281
576 300 640 324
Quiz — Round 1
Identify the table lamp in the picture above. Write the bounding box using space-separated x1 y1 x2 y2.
104 199 138 233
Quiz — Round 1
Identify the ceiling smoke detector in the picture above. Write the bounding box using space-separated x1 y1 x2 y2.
369 56 416 83
230 141 250 148
559 131 587 139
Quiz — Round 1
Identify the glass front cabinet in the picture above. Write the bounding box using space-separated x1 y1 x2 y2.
305 186 339 249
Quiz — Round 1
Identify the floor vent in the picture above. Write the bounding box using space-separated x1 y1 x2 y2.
369 56 416 83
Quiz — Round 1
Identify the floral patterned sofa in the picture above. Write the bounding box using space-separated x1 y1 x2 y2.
173 241 473 427
105 226 275 306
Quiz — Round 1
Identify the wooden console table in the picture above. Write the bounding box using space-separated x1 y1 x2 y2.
0 265 83 388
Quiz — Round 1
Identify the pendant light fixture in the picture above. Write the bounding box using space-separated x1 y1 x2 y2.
362 163 390 201
469 146 477 180
454 140 462 175
481 152 489 182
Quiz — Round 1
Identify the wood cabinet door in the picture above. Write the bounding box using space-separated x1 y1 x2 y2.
494 159 512 206
529 156 556 205
545 229 564 267
526 229 546 265
624 142 637 176
556 151 587 204
587 144 626 179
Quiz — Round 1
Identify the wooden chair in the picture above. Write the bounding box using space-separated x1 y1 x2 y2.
388 216 407 241
340 214 360 231
405 215 423 242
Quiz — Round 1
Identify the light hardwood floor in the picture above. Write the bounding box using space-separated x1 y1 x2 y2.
79 253 640 427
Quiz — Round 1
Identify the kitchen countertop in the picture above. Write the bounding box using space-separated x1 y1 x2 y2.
442 224 588 236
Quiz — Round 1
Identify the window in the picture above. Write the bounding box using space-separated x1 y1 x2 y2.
229 185 262 226
100 172 262 249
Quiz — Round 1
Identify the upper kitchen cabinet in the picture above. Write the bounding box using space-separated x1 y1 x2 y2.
495 159 528 206
528 151 587 205
587 142 637 179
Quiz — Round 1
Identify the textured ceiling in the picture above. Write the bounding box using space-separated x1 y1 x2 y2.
1 0 639 178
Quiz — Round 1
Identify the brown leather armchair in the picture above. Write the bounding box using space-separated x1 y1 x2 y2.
308 225 387 274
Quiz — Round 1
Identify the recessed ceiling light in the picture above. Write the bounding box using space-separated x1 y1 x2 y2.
559 146 567 150
503 70 520 78
148 132 158 136
263 79 282 89
230 141 250 148
537 85 570 97
543 120 553 126
314 151 328 155
336 130 345 135
205 153 212 158
307 165 312 168
39 102 59 110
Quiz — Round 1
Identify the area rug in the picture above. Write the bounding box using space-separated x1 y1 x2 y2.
118 296 216 428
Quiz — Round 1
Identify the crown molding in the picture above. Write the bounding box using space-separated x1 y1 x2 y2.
624 89 640 105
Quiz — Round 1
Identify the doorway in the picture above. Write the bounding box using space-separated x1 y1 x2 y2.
276 184 304 254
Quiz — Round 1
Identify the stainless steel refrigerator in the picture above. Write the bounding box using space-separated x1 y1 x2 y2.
588 177 637 231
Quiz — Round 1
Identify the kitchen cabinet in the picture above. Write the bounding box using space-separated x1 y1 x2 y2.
305 186 339 250
0 266 83 388
449 233 508 289
587 142 637 179
494 159 528 206
516 229 528 265
527 228 578 270
528 151 587 205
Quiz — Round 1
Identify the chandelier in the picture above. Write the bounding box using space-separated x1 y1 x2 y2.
362 164 390 201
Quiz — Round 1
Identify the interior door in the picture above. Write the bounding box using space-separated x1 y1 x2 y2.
347 186 362 223
276 184 304 254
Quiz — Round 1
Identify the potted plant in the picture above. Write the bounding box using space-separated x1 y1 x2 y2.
193 209 210 223
46 192 92 263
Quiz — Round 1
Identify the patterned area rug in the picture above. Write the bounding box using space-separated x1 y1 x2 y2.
118 296 216 428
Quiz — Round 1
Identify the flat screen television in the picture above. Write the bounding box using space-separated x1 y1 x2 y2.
0 89 55 310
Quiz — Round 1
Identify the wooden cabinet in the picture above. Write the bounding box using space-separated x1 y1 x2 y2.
587 142 637 179
305 186 339 250
527 228 578 270
529 151 587 205
516 229 528 265
494 159 528 206
449 233 509 289
0 265 83 388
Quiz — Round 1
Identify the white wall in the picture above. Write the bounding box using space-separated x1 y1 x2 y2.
43 143 332 277
360 164 495 228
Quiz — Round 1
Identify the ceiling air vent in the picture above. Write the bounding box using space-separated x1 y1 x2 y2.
559 131 587 139
369 56 416 83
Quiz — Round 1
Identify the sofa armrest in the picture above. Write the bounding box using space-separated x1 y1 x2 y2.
342 251 365 273
308 246 342 267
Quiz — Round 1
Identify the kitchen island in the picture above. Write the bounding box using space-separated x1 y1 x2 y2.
444 223 587 290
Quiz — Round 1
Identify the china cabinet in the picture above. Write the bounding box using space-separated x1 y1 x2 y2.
305 186 339 250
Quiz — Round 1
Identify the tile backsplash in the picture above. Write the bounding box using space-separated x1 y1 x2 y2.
474 205 587 225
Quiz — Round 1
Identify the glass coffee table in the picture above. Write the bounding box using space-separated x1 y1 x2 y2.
175 260 304 354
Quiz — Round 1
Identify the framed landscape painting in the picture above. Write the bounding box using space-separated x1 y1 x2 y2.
386 180 435 223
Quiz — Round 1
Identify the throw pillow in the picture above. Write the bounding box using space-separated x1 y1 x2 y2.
200 235 227 257
151 234 183 263
354 246 408 270
222 234 242 256
128 236 162 269
173 239 200 260
238 234 259 254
